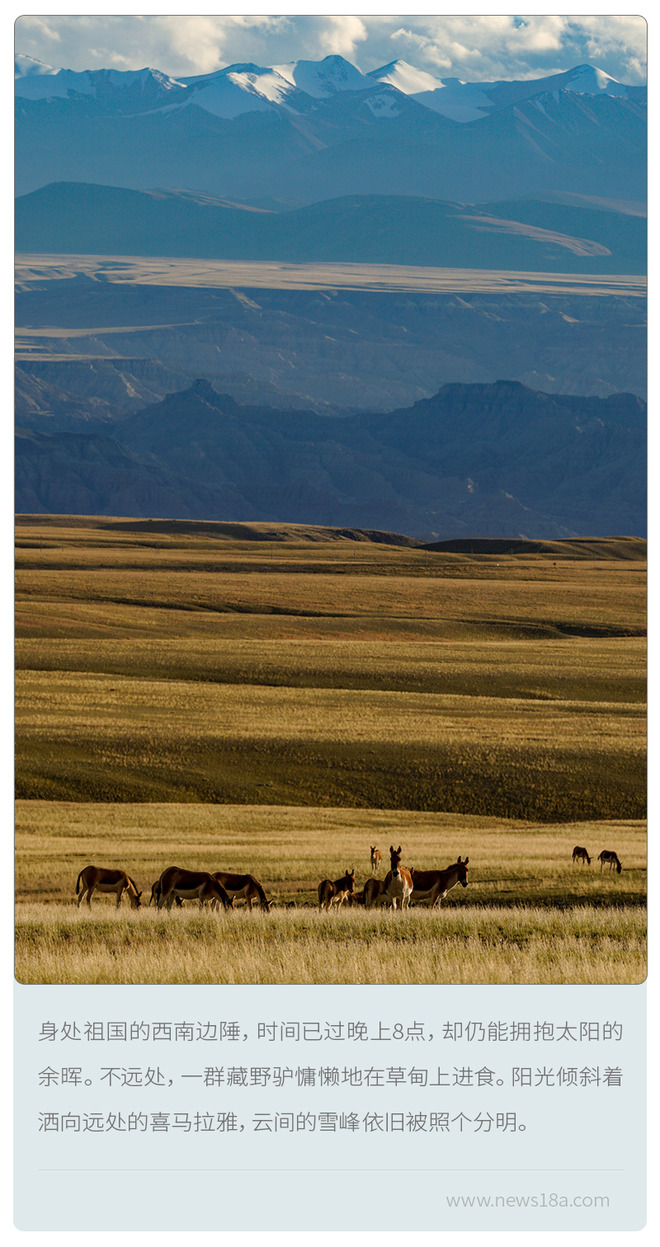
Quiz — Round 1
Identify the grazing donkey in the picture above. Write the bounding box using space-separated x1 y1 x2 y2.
150 879 182 907
156 866 233 910
598 850 622 874
76 866 142 909
370 846 382 875
318 870 355 909
383 845 413 911
212 871 272 911
572 846 591 866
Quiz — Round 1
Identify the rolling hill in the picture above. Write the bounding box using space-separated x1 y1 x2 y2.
15 184 646 274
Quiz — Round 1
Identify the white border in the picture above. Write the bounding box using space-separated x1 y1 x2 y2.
6 5 654 1244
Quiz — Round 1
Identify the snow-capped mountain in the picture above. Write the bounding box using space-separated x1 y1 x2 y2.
484 62 641 109
177 64 308 118
367 60 493 122
367 57 644 121
14 52 646 205
15 52 644 117
14 55 185 106
271 54 373 98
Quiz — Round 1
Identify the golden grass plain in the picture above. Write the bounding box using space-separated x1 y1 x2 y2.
15 517 646 983
15 802 646 985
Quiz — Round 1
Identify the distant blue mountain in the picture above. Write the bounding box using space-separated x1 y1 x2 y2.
14 183 646 274
15 54 646 204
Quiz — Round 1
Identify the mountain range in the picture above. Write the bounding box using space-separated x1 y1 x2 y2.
15 53 645 119
14 51 647 539
15 378 646 539
15 53 646 204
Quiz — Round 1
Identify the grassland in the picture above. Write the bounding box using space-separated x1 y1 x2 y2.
15 802 646 984
15 517 646 819
15 516 646 983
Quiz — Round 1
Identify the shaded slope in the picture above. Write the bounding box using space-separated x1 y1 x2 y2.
15 183 646 274
16 379 646 539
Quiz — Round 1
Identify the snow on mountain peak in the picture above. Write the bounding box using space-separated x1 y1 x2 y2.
272 55 372 98
15 53 57 77
367 58 494 121
561 63 627 95
101 66 185 92
14 60 185 102
15 52 641 120
368 59 446 95
14 64 94 100
179 63 305 118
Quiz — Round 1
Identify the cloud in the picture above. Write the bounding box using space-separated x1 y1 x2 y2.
388 15 646 82
317 16 368 59
14 15 293 76
13 13 647 84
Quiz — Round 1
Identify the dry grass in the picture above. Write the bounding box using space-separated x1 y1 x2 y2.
15 520 646 819
15 902 646 986
15 635 646 701
15 801 646 984
15 563 646 632
15 666 645 816
14 518 646 983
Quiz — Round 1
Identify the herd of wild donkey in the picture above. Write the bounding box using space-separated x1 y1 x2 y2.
73 842 624 913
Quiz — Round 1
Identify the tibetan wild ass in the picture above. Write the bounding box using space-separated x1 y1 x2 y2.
76 866 141 909
318 870 355 909
572 846 591 866
370 846 382 875
383 845 413 911
156 866 233 910
409 856 470 907
212 871 272 911
150 879 182 907
363 876 389 907
598 850 622 874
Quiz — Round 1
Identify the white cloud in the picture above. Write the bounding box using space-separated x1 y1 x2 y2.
13 12 647 84
14 14 295 76
318 16 368 59
387 14 645 82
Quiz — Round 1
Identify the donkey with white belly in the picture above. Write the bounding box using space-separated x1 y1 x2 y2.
383 845 413 911
76 866 142 909
410 856 469 907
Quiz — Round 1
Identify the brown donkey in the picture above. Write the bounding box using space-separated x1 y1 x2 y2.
370 846 382 875
363 876 389 907
76 866 142 909
409 857 469 907
212 871 272 911
318 870 355 909
598 850 622 874
156 866 233 910
383 845 413 910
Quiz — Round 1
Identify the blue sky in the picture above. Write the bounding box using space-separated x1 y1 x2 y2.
14 12 647 84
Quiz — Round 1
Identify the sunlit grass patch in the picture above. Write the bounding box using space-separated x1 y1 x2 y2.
15 801 646 983
15 902 646 985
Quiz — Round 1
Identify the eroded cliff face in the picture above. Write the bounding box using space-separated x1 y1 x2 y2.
15 379 646 540
16 279 646 420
